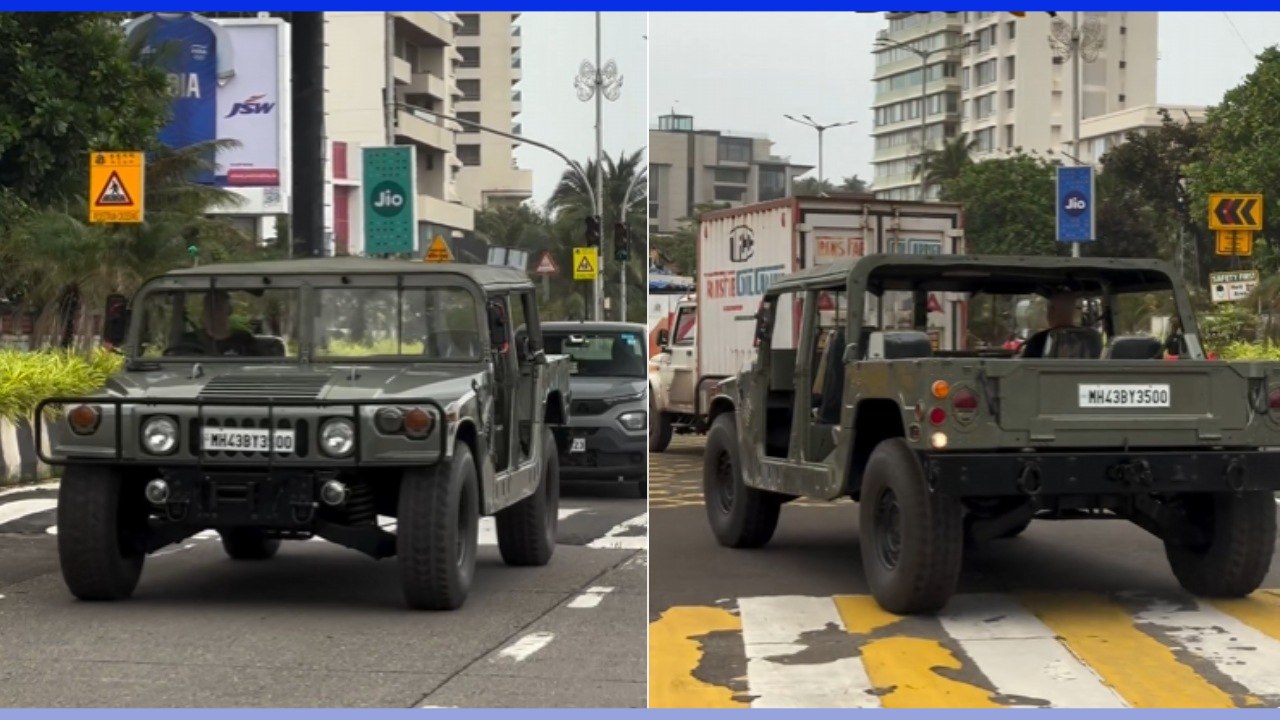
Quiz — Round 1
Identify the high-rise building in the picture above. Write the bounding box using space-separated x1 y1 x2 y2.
870 12 1160 201
324 12 476 255
453 12 534 209
649 113 813 236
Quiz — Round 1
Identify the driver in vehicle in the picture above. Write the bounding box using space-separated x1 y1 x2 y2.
1018 291 1079 359
189 290 257 356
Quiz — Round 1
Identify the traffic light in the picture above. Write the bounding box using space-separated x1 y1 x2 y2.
614 222 630 262
584 215 602 247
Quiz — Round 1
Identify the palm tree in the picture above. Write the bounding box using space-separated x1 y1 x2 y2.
545 149 647 323
916 133 976 197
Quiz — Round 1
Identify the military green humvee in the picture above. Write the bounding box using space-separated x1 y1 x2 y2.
38 258 571 611
703 255 1280 614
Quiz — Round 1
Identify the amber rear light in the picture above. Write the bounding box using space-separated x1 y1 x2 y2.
931 380 950 399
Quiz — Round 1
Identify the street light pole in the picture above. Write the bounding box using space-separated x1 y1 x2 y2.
873 35 976 201
783 114 857 190
576 14 623 321
618 162 647 322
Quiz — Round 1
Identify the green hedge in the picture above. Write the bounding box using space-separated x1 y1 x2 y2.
0 349 124 423
1213 341 1280 361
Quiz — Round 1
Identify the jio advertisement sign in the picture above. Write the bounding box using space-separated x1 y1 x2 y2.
123 14 291 216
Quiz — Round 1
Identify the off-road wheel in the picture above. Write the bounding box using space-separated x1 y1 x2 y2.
219 529 281 560
859 438 963 614
634 476 648 500
1165 491 1275 597
650 396 673 452
703 412 781 548
56 465 146 601
398 443 480 610
496 428 559 567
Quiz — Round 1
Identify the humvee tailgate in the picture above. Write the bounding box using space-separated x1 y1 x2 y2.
988 361 1260 444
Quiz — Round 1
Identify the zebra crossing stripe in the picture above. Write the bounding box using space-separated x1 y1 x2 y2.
1013 592 1236 708
835 595 1005 709
651 591 1280 708
738 595 876 708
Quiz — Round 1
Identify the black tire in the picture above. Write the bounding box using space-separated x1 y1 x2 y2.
219 528 281 560
56 465 145 601
398 443 481 610
496 428 559 567
999 519 1032 539
634 476 648 500
703 412 781 548
859 438 963 614
1165 491 1276 597
650 395 673 452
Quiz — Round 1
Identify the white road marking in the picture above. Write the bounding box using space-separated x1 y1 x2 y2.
568 586 615 609
0 499 57 526
738 595 877 708
1128 592 1280 699
586 512 648 551
937 594 1126 708
45 526 56 536
0 482 58 498
496 631 555 662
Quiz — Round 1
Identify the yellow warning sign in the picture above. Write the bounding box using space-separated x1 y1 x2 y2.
89 151 144 224
1215 229 1253 257
572 247 598 280
425 235 454 263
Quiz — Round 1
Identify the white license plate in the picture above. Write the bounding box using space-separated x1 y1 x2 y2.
201 427 296 453
1078 384 1171 408
570 437 587 453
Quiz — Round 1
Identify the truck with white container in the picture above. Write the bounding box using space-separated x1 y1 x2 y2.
649 195 964 451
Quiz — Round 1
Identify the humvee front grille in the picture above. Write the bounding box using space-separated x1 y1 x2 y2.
198 374 329 400
188 417 311 459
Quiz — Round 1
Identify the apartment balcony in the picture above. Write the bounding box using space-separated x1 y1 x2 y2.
410 71 450 102
396 108 456 154
419 195 475 233
394 13 453 46
393 56 412 86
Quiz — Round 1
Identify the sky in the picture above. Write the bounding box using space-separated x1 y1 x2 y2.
514 12 648 208
648 12 1280 188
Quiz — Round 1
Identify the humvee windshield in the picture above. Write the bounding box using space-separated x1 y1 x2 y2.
136 287 301 359
545 330 646 378
314 286 480 360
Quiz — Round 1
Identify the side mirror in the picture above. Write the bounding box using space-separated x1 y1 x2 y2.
103 293 129 348
656 328 669 347
487 301 509 352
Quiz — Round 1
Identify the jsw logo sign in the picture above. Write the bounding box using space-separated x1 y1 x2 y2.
225 94 276 118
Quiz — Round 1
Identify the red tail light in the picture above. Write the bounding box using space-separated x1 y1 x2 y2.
1269 388 1280 412
952 389 978 412
929 407 947 426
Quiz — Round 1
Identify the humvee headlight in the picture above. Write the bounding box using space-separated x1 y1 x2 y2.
320 418 355 457
618 411 646 431
403 408 435 438
68 405 101 435
375 408 404 434
141 416 178 455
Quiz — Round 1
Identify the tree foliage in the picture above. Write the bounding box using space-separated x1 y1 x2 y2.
941 153 1061 256
0 13 170 225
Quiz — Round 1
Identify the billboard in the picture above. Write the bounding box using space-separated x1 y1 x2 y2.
123 14 291 216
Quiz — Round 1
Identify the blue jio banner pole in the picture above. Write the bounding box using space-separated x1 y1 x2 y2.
1056 165 1095 256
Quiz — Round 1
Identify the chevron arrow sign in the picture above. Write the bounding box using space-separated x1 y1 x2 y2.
1209 193 1263 231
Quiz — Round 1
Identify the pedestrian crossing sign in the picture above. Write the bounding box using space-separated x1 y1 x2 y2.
89 151 144 224
573 247 598 280
425 235 453 263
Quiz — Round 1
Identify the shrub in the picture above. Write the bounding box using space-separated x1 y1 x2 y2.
0 349 124 423
1215 341 1280 361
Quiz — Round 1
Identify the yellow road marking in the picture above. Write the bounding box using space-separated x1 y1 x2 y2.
1212 590 1280 645
649 606 748 709
1021 592 1235 708
835 596 1002 708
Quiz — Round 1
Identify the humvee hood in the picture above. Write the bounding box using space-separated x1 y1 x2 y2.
103 364 485 405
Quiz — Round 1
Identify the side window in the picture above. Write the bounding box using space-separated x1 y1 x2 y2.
509 291 538 363
673 306 696 345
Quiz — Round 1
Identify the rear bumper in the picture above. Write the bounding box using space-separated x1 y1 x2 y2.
924 449 1280 497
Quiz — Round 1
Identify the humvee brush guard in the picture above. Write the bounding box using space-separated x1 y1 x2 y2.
704 255 1280 614
39 259 571 611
